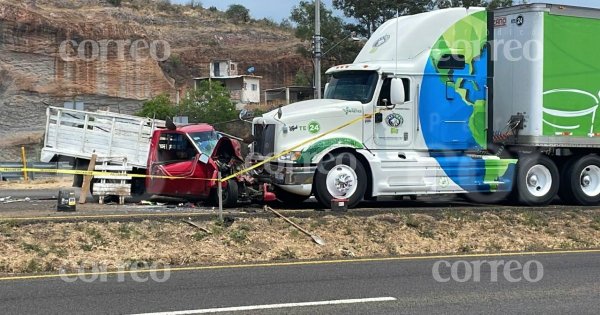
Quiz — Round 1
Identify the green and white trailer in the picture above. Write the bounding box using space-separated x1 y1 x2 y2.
250 3 600 208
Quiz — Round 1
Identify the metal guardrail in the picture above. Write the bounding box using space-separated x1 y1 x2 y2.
0 162 72 181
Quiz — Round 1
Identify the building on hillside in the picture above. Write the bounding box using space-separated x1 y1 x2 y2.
264 86 314 107
194 60 262 110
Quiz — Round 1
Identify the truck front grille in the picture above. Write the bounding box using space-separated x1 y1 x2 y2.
253 124 275 156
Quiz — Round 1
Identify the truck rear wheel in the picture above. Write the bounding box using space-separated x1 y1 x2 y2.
516 155 559 206
314 153 367 209
559 155 600 206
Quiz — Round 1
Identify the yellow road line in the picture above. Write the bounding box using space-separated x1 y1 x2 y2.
1 249 598 282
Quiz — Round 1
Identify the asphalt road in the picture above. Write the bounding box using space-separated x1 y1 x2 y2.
0 251 598 314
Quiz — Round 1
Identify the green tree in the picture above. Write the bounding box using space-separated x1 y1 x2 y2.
433 0 514 9
290 1 360 64
487 0 515 9
333 0 431 36
177 81 237 124
187 0 202 8
137 94 175 120
290 1 363 93
279 18 293 30
294 69 311 86
225 4 250 23
334 0 517 36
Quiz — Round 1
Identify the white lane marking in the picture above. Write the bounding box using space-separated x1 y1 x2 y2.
132 297 397 314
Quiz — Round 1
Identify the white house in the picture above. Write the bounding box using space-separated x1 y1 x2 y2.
194 60 261 110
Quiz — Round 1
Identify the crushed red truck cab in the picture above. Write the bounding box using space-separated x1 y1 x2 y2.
145 123 275 206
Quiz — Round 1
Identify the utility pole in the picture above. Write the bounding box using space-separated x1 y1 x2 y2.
314 0 322 99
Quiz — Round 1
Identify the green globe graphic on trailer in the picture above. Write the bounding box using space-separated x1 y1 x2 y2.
544 14 600 136
420 11 515 192
428 11 488 149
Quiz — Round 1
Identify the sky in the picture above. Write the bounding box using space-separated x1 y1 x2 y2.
171 0 600 21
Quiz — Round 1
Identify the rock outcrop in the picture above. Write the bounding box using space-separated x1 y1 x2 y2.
0 0 309 160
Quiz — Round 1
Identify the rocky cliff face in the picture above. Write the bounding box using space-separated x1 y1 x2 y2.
0 0 309 160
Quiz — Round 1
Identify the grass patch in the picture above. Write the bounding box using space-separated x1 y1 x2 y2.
192 231 208 241
0 220 20 228
524 242 548 252
308 217 327 229
85 227 107 246
229 229 248 244
442 210 479 222
591 215 600 231
458 243 474 253
485 241 503 252
419 229 436 239
404 215 421 229
49 245 68 258
24 259 43 273
21 243 46 256
521 211 549 228
275 247 297 260
117 223 138 239
80 244 93 252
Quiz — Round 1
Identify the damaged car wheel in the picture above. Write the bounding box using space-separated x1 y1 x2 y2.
211 179 239 208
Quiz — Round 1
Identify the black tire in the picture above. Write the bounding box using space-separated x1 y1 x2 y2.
516 154 559 206
558 157 577 204
559 155 600 206
72 158 89 188
212 179 239 208
274 186 310 204
314 153 367 209
462 191 510 204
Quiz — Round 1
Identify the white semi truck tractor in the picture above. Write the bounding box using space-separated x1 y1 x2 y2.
250 3 600 209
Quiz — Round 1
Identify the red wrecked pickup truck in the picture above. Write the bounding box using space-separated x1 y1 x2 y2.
145 123 275 207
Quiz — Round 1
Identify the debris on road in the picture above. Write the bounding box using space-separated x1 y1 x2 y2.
265 206 326 245
2 197 31 204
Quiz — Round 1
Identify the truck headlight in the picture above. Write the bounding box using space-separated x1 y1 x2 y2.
278 151 302 162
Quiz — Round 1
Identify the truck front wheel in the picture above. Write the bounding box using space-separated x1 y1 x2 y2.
314 153 367 209
560 155 600 206
211 179 238 208
516 155 559 206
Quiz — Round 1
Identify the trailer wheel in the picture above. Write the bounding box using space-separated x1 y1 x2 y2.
211 179 238 208
314 153 367 209
516 155 559 206
560 155 600 206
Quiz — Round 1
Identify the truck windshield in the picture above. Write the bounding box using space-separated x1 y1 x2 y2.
324 71 379 103
189 131 220 156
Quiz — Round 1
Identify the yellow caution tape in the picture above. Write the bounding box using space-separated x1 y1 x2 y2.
1 114 368 184
0 168 218 181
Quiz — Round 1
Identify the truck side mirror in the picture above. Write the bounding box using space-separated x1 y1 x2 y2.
239 109 254 121
390 78 406 105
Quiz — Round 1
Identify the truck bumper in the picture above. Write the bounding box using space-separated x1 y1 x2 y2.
271 165 317 186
